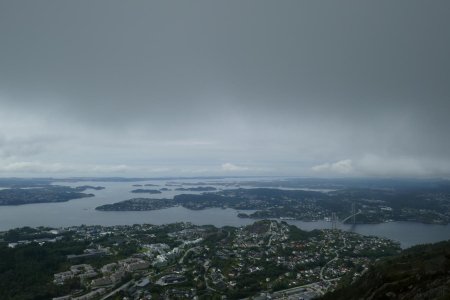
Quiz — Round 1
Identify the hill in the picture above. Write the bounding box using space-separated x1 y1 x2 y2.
321 240 450 300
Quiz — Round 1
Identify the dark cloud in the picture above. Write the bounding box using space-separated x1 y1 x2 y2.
0 1 449 176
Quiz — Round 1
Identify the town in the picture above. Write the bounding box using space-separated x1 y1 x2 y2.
1 220 400 299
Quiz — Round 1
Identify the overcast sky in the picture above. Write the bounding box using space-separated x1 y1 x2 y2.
0 1 449 177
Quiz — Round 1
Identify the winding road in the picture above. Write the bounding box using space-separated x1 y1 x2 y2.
320 235 347 282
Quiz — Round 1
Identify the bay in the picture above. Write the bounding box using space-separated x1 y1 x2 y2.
0 180 448 248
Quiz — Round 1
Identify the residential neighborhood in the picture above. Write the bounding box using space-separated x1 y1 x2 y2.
0 220 397 299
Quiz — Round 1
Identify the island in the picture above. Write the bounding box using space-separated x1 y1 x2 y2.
0 186 94 206
96 198 175 211
130 189 162 194
97 186 450 225
74 185 105 191
174 186 217 192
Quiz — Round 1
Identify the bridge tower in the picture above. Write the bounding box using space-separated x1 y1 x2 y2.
331 212 337 230
351 202 356 224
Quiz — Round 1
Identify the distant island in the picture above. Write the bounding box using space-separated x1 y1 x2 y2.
132 183 158 187
74 185 105 191
165 183 182 187
96 189 325 212
96 198 175 211
174 186 217 192
0 186 94 206
97 187 450 225
130 189 162 194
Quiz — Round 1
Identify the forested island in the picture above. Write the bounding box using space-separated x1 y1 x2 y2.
0 186 95 206
175 186 217 192
74 185 105 191
130 189 162 194
96 198 174 211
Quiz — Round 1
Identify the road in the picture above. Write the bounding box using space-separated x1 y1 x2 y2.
203 260 218 292
267 221 276 247
240 279 340 300
320 251 338 281
341 209 362 224
320 235 347 282
100 280 134 300
179 246 200 264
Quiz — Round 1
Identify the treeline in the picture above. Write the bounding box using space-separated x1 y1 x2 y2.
320 240 450 300
0 239 88 299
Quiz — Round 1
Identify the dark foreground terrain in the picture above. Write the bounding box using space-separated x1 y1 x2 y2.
321 240 450 300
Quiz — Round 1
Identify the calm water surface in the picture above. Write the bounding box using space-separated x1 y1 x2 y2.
0 180 448 248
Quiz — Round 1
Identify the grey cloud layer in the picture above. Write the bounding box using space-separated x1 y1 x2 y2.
0 1 449 177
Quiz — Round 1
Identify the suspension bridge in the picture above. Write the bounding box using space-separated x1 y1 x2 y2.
331 202 362 229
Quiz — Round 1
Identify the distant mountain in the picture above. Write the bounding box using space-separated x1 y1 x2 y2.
321 240 450 300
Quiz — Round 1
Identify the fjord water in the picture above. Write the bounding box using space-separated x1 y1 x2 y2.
0 180 449 248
